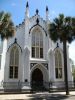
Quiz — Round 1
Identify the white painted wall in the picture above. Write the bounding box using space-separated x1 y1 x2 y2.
0 10 73 89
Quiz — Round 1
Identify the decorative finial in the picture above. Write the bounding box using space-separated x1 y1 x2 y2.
36 9 39 15
26 1 29 8
14 38 17 43
57 42 59 47
36 18 39 24
46 6 48 11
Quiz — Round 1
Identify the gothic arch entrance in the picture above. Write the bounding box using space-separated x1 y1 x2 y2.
31 68 43 90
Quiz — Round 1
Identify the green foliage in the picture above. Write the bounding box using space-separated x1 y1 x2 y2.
49 14 75 43
0 11 15 40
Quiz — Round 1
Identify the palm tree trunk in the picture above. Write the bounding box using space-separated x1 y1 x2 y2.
63 40 69 95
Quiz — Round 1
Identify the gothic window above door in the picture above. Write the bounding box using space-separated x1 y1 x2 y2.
32 28 43 58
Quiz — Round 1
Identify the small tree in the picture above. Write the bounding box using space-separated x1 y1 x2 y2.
49 14 75 95
0 11 15 40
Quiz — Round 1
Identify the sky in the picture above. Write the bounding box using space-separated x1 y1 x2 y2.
0 0 75 64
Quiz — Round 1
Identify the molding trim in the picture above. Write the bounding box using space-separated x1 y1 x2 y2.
7 38 22 52
30 63 48 70
29 24 47 36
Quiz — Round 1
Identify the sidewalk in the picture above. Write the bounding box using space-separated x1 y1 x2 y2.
0 91 75 100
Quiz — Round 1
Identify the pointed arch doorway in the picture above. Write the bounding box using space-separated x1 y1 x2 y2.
31 68 43 90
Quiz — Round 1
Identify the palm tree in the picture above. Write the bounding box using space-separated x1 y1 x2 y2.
0 11 15 40
49 14 75 95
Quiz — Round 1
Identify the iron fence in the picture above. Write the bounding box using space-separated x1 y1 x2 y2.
0 81 75 92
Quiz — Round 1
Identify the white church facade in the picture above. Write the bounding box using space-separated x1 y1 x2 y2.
0 2 73 91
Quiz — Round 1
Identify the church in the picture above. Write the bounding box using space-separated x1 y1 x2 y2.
0 2 73 91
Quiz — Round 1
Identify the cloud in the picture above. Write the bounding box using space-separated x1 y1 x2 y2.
11 3 16 7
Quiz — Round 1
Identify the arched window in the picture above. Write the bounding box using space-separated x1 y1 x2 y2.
32 29 43 58
9 46 19 79
55 49 62 79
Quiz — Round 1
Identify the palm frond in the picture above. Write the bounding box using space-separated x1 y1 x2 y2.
49 14 75 43
0 11 15 40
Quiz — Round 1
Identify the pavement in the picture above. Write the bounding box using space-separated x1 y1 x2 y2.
0 91 75 100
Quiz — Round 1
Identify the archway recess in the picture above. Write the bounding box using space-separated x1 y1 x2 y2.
31 68 43 88
31 64 49 90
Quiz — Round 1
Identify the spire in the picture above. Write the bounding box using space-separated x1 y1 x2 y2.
46 6 49 20
26 1 29 8
46 6 48 12
25 1 29 18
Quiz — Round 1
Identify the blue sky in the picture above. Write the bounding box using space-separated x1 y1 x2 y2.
0 0 75 64
0 0 75 25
